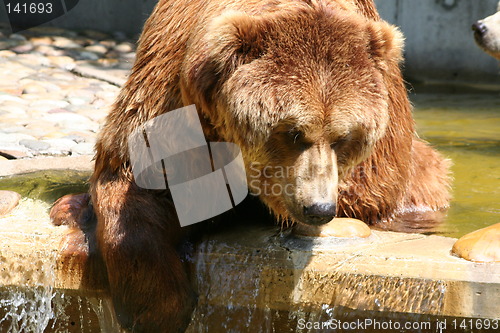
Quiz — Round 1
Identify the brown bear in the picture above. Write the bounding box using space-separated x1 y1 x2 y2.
51 0 451 331
472 1 500 60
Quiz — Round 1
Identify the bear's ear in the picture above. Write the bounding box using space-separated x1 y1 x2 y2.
366 20 405 70
204 11 269 72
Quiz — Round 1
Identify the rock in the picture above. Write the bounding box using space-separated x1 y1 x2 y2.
85 44 108 55
22 83 48 94
11 43 34 53
22 123 59 138
30 99 70 112
30 36 53 46
16 53 50 66
0 102 27 115
67 97 89 106
0 50 16 57
0 95 27 104
0 191 22 217
34 45 63 56
81 29 110 40
19 139 51 151
65 131 97 144
9 33 27 41
293 218 372 238
47 56 76 69
114 42 134 53
0 133 36 144
100 40 117 48
96 58 120 67
63 134 87 143
41 131 66 139
42 138 78 154
71 142 95 155
452 223 500 262
52 36 81 49
78 51 100 61
122 52 136 61
43 112 98 132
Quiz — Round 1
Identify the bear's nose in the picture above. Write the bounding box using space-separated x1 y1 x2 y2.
472 21 488 36
303 202 337 225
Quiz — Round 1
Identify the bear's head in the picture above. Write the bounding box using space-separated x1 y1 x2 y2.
184 3 404 226
472 1 500 60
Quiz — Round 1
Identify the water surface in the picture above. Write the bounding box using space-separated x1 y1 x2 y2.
411 88 500 238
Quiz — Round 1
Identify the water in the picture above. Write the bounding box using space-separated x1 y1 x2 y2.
411 88 500 238
186 226 451 332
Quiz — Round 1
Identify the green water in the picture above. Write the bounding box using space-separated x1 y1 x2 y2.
411 89 500 238
0 170 89 203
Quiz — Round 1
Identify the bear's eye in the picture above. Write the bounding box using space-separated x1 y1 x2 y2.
287 130 302 143
285 130 311 150
330 137 348 150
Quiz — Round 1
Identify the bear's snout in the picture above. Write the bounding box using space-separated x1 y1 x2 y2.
472 21 488 40
303 202 337 225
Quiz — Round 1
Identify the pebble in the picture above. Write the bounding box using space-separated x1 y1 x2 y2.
47 56 75 69
30 36 53 46
11 43 34 54
19 139 51 151
0 191 22 217
34 45 64 56
114 42 134 53
22 84 48 94
52 36 81 49
71 142 95 155
0 50 16 57
79 51 100 61
9 34 27 41
81 30 110 40
0 27 137 158
85 44 108 55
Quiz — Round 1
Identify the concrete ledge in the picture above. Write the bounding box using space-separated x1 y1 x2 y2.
0 155 94 177
189 226 500 322
0 202 498 326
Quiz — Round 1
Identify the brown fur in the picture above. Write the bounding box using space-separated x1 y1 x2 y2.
51 0 451 331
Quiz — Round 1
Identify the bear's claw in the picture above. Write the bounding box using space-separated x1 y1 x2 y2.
293 218 371 238
50 193 92 229
452 223 500 262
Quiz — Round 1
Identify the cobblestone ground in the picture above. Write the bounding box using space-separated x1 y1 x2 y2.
0 23 137 159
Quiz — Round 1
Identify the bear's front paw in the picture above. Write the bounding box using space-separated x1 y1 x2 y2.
293 218 371 238
50 193 92 228
452 223 500 262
